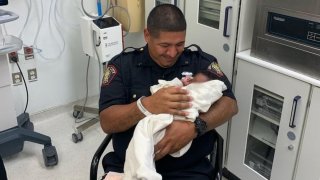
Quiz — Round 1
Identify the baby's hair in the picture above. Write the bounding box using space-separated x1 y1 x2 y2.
197 70 217 80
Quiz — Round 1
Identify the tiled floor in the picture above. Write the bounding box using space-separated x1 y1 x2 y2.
3 98 110 180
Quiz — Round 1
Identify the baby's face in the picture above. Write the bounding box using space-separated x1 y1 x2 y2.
192 73 210 83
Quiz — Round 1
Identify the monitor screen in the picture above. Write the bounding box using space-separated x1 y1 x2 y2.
0 0 8 6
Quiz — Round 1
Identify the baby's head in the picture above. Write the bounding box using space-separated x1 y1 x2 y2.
182 70 216 86
195 70 217 81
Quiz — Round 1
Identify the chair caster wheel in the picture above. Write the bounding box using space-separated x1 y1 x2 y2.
72 132 83 143
42 145 58 167
73 110 83 119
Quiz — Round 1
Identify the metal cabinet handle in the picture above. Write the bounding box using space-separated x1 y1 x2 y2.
223 6 232 37
289 96 301 128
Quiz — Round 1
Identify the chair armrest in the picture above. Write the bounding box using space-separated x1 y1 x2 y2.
90 134 113 180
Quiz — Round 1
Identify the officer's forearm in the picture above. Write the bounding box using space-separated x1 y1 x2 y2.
99 102 145 134
199 96 238 132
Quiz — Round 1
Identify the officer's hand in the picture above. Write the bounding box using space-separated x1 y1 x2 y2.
154 120 197 161
143 86 192 116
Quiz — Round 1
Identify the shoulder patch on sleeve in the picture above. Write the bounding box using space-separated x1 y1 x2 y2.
208 62 224 77
102 65 118 87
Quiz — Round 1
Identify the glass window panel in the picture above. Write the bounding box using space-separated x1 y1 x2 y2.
244 86 284 180
198 0 221 29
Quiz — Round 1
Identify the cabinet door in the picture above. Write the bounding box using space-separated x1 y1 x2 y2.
184 0 240 167
185 0 240 79
227 60 310 180
294 86 320 180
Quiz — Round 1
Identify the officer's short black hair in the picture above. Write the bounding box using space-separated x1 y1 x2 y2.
147 4 186 37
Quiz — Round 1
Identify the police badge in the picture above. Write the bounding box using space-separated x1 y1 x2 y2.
102 65 117 86
208 62 224 77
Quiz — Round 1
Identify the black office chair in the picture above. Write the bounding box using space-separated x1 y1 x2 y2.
90 129 224 180
0 155 7 180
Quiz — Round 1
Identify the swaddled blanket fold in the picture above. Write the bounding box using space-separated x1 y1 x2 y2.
123 78 227 180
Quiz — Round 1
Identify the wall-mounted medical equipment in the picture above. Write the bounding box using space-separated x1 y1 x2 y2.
251 0 320 79
80 16 123 63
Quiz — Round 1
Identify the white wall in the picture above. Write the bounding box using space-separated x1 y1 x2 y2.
2 0 145 116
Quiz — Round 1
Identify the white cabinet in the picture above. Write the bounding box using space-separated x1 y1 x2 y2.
294 86 320 180
227 59 310 180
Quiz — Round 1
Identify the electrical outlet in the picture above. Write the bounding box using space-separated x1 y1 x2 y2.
12 72 23 85
8 51 19 63
27 68 37 81
24 46 34 60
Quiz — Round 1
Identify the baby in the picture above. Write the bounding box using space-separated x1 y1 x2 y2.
149 70 226 121
108 71 227 180
121 70 227 180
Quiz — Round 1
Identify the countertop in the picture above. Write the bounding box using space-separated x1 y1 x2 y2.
236 50 320 87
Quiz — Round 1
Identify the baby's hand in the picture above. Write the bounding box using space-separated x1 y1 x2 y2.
181 76 193 86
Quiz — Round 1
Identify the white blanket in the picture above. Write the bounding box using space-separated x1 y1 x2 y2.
123 78 227 180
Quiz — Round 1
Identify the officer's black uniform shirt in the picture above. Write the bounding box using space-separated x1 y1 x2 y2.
99 44 235 173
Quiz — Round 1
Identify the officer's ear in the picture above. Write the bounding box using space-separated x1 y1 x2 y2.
144 28 150 43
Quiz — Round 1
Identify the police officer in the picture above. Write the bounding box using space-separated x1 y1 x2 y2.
99 4 238 180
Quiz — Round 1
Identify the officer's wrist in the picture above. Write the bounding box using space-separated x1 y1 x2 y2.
137 96 152 116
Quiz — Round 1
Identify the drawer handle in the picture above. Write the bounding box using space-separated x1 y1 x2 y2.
289 96 301 128
223 6 232 37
